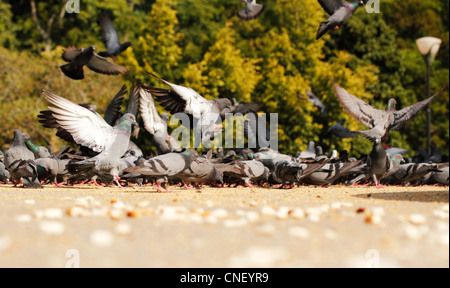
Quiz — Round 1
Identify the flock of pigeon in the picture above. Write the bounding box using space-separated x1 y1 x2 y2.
0 0 448 190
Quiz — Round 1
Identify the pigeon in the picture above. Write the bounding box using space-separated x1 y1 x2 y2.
178 156 224 189
333 83 445 142
425 163 449 186
237 0 265 21
43 90 137 187
60 46 127 80
22 133 51 159
389 163 441 185
429 142 442 163
360 138 403 187
303 158 363 186
0 161 10 183
254 148 296 171
316 0 364 40
298 141 316 160
138 85 181 154
98 10 132 59
124 149 198 192
298 90 327 119
214 160 269 188
3 129 42 188
36 157 71 187
142 72 232 143
326 118 356 138
38 85 141 157
271 159 329 188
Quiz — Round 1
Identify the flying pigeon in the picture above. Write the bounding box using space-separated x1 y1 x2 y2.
142 72 232 143
214 160 269 188
326 118 356 138
138 85 181 154
237 0 265 21
316 0 364 40
124 149 198 192
333 83 446 142
298 90 328 119
60 46 127 80
42 90 137 187
98 10 132 59
3 129 42 188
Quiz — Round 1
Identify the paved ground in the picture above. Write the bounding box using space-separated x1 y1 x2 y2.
0 184 448 268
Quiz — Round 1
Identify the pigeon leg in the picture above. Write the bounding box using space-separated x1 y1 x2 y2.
244 179 255 188
54 182 64 188
182 182 195 190
113 175 123 188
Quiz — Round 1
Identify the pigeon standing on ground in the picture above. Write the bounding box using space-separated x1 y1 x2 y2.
365 138 401 187
124 149 198 192
333 83 445 142
271 159 329 188
237 0 265 21
298 90 327 119
142 72 232 143
214 160 269 188
60 46 128 80
3 129 42 188
316 0 364 40
389 163 441 185
138 85 181 154
43 90 137 187
178 156 224 189
98 11 132 59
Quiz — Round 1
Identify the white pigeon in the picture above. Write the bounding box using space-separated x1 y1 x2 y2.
43 90 137 187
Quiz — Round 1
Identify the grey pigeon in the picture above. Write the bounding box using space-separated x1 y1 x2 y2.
303 158 363 186
389 163 441 185
237 0 265 21
178 156 223 188
124 149 198 192
298 141 316 160
271 159 329 188
60 46 127 80
0 161 10 183
214 160 269 188
357 138 403 187
4 129 42 188
43 90 137 187
22 133 51 159
298 90 327 119
333 83 445 142
142 72 232 142
316 0 364 40
254 148 296 171
138 85 181 154
425 163 449 186
429 142 442 163
98 11 131 59
326 118 356 138
36 157 71 187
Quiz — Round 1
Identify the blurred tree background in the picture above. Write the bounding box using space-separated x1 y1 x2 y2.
0 0 448 158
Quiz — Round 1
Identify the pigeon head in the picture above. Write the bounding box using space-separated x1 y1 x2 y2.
161 112 170 122
216 98 232 111
12 129 24 145
116 113 137 135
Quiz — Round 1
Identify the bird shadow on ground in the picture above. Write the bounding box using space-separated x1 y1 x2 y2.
353 190 449 203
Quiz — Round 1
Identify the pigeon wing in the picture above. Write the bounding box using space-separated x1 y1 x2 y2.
318 0 348 15
43 90 117 153
333 83 384 129
104 84 126 126
62 47 82 62
87 54 128 75
390 85 445 131
139 86 166 135
99 11 121 55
